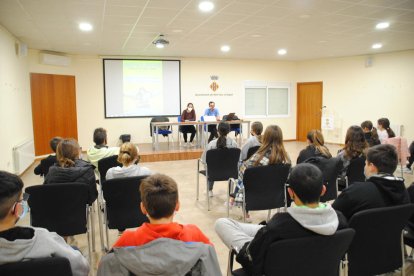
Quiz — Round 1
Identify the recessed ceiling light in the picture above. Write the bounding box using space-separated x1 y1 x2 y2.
79 22 93 32
199 1 214 12
372 43 382 49
156 43 165 49
376 22 390 29
221 45 230 52
278 49 287 55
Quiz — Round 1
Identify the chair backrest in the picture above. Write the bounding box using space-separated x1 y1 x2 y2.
246 146 260 161
102 176 149 229
346 156 366 184
98 155 121 182
177 115 182 122
26 183 89 236
205 148 241 181
243 164 291 211
305 156 342 201
150 116 170 136
0 257 72 276
348 204 414 276
263 228 355 275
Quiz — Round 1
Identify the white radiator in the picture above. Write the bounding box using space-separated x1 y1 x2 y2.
13 139 35 175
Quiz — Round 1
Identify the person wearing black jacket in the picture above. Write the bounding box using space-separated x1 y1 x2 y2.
361 120 380 147
44 139 97 204
296 130 332 164
33 137 62 177
333 144 410 220
215 163 348 275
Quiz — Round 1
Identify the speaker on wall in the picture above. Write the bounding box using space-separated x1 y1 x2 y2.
15 42 28 57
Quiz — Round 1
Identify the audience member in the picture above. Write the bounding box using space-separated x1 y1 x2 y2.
34 137 62 177
106 142 151 180
180 102 197 146
377 118 396 143
44 139 97 204
333 144 410 220
0 171 89 276
201 122 238 197
230 125 290 212
337 125 368 178
404 141 413 174
113 173 212 247
361 120 380 147
215 163 348 275
204 101 220 143
239 121 263 161
296 130 331 164
86 128 119 169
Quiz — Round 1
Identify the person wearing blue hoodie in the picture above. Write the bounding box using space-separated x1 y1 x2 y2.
215 163 348 275
0 171 89 276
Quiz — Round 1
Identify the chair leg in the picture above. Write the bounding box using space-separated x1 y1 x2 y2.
401 230 406 276
206 178 210 211
86 206 93 263
97 201 105 252
91 203 96 252
227 179 231 218
267 209 271 221
103 203 110 252
196 160 200 201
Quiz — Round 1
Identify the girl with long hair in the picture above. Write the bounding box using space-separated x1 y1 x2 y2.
377 118 396 143
201 122 238 196
106 142 152 180
361 120 380 147
44 138 97 204
297 129 332 164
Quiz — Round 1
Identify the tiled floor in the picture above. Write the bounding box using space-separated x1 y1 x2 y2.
18 142 414 275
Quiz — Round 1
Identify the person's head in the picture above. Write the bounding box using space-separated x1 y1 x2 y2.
93 127 107 146
0 171 28 227
377 117 395 138
208 101 215 110
56 138 81 168
250 121 263 137
217 122 230 148
140 174 179 221
361 120 373 133
118 142 139 166
344 125 368 158
49 137 63 153
187 103 194 111
287 163 325 205
364 144 398 177
255 125 290 165
306 129 331 158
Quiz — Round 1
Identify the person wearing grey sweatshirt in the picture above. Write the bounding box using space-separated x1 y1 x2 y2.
215 163 348 275
0 171 89 276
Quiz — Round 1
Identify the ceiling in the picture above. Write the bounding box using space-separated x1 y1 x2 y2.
0 0 413 61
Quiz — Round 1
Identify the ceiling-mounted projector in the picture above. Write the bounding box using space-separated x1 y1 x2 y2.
153 34 169 48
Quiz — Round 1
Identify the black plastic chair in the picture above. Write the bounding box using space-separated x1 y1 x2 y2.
305 157 342 202
348 204 414 276
0 257 72 276
229 228 355 276
98 155 121 183
230 164 291 221
346 156 366 186
197 148 241 211
101 176 149 251
25 183 94 260
245 146 260 161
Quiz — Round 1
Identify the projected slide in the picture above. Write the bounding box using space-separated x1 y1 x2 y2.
104 59 181 118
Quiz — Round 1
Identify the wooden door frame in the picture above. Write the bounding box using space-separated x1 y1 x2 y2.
296 81 323 141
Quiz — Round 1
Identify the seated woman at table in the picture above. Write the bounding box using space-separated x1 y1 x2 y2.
201 122 238 197
180 103 196 146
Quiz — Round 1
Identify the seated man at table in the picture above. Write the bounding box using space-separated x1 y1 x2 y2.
204 101 220 143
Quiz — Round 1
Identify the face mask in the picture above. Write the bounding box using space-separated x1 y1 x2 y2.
15 201 29 223
187 107 193 112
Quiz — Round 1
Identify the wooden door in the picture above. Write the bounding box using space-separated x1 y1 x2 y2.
296 82 323 141
31 73 78 156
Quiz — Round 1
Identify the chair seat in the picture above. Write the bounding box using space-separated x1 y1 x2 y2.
232 268 249 276
155 130 172 135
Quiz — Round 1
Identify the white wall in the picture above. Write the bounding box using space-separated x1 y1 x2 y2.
0 25 32 172
297 50 414 143
28 52 298 150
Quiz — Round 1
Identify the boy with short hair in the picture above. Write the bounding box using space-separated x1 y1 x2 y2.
333 144 410 220
215 163 348 275
34 136 62 177
86 127 119 169
113 173 211 247
0 171 89 276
